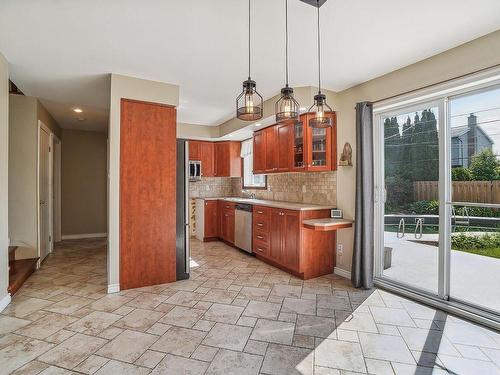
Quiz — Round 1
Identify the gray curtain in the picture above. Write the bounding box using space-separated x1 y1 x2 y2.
352 102 374 289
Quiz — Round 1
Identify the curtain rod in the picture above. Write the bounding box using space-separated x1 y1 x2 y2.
369 63 500 105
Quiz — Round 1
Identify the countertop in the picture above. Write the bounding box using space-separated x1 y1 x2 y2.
193 197 335 211
302 218 354 231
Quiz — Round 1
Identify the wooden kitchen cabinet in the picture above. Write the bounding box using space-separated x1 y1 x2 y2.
268 208 300 271
277 122 292 172
253 130 266 174
264 126 278 173
204 200 218 239
252 205 337 279
218 200 235 245
214 141 241 177
189 141 201 161
253 112 337 174
200 142 214 177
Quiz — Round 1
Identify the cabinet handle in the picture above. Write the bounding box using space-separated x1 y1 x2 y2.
225 205 230 208
225 214 229 217
257 235 263 239
256 247 264 252
257 210 263 214
256 223 263 227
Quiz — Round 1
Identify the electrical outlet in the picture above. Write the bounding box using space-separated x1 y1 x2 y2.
337 244 343 255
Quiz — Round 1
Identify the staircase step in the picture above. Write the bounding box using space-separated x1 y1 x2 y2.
8 258 38 296
8 246 17 277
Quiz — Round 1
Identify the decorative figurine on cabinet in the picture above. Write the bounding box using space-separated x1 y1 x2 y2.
339 142 353 166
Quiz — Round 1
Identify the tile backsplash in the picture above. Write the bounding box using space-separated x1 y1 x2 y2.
189 173 337 206
189 177 233 198
231 172 337 206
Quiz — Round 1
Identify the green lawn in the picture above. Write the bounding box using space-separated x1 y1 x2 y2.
451 246 500 259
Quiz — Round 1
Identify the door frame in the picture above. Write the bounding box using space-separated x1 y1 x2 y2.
53 135 62 242
372 69 500 330
37 121 54 264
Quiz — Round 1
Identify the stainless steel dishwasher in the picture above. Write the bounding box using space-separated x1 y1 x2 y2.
234 203 253 253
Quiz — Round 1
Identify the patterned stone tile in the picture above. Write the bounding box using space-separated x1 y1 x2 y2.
150 326 206 357
242 300 281 320
158 306 204 328
205 349 263 375
150 354 208 375
96 329 158 363
94 359 150 375
250 319 295 345
261 343 313 375
114 308 164 332
203 303 244 324
202 322 252 351
67 311 121 336
38 333 106 369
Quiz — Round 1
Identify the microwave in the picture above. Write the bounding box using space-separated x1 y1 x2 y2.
189 160 201 181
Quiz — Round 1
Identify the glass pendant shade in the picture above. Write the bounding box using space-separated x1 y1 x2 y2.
237 79 263 121
275 86 299 123
308 93 332 128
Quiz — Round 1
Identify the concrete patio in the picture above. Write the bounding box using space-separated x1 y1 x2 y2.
384 231 500 312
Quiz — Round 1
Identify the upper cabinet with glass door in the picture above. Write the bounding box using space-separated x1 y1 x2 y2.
303 112 336 172
253 111 337 174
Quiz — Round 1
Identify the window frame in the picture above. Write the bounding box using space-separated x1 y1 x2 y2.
241 138 267 190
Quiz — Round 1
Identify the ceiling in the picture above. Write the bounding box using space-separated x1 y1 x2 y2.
1 0 500 132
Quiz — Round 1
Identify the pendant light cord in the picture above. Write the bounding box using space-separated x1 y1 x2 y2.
317 0 321 93
285 0 289 87
248 0 251 79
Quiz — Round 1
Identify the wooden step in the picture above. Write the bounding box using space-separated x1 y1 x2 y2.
8 246 17 277
8 258 38 296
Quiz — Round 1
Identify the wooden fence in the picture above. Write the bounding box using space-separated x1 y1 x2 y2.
413 181 500 204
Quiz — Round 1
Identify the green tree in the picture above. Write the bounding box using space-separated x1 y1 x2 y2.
469 149 500 180
451 167 472 181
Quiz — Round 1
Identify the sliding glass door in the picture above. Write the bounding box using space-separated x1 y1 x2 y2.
380 102 441 295
448 87 500 315
374 81 500 323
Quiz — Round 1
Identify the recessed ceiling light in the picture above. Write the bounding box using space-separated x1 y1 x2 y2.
299 107 307 111
73 108 83 113
255 123 262 127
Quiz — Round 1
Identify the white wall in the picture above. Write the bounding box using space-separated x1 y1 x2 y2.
0 52 10 310
108 74 179 292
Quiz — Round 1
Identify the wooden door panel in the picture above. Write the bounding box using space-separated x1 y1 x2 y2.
200 142 214 177
189 141 201 160
265 126 278 172
269 209 283 262
282 210 300 271
253 131 266 174
204 200 218 238
277 123 291 172
120 99 177 290
228 212 235 245
214 142 230 177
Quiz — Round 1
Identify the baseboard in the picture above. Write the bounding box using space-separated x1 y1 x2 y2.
0 294 11 312
334 266 351 280
107 284 120 294
61 233 108 240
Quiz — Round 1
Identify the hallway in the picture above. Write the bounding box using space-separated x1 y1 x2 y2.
0 239 499 374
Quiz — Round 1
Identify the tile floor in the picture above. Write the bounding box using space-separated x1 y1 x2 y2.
0 238 499 374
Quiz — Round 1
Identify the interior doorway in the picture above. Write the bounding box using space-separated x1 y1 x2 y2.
38 121 54 263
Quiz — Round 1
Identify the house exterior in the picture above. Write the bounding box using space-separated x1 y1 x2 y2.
451 113 493 167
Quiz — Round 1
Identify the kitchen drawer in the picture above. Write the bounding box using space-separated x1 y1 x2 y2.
253 229 269 244
221 201 236 210
253 206 271 218
253 240 269 257
253 218 269 232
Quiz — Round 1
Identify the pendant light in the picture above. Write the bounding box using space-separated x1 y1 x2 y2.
308 0 333 128
275 0 299 123
236 0 263 121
